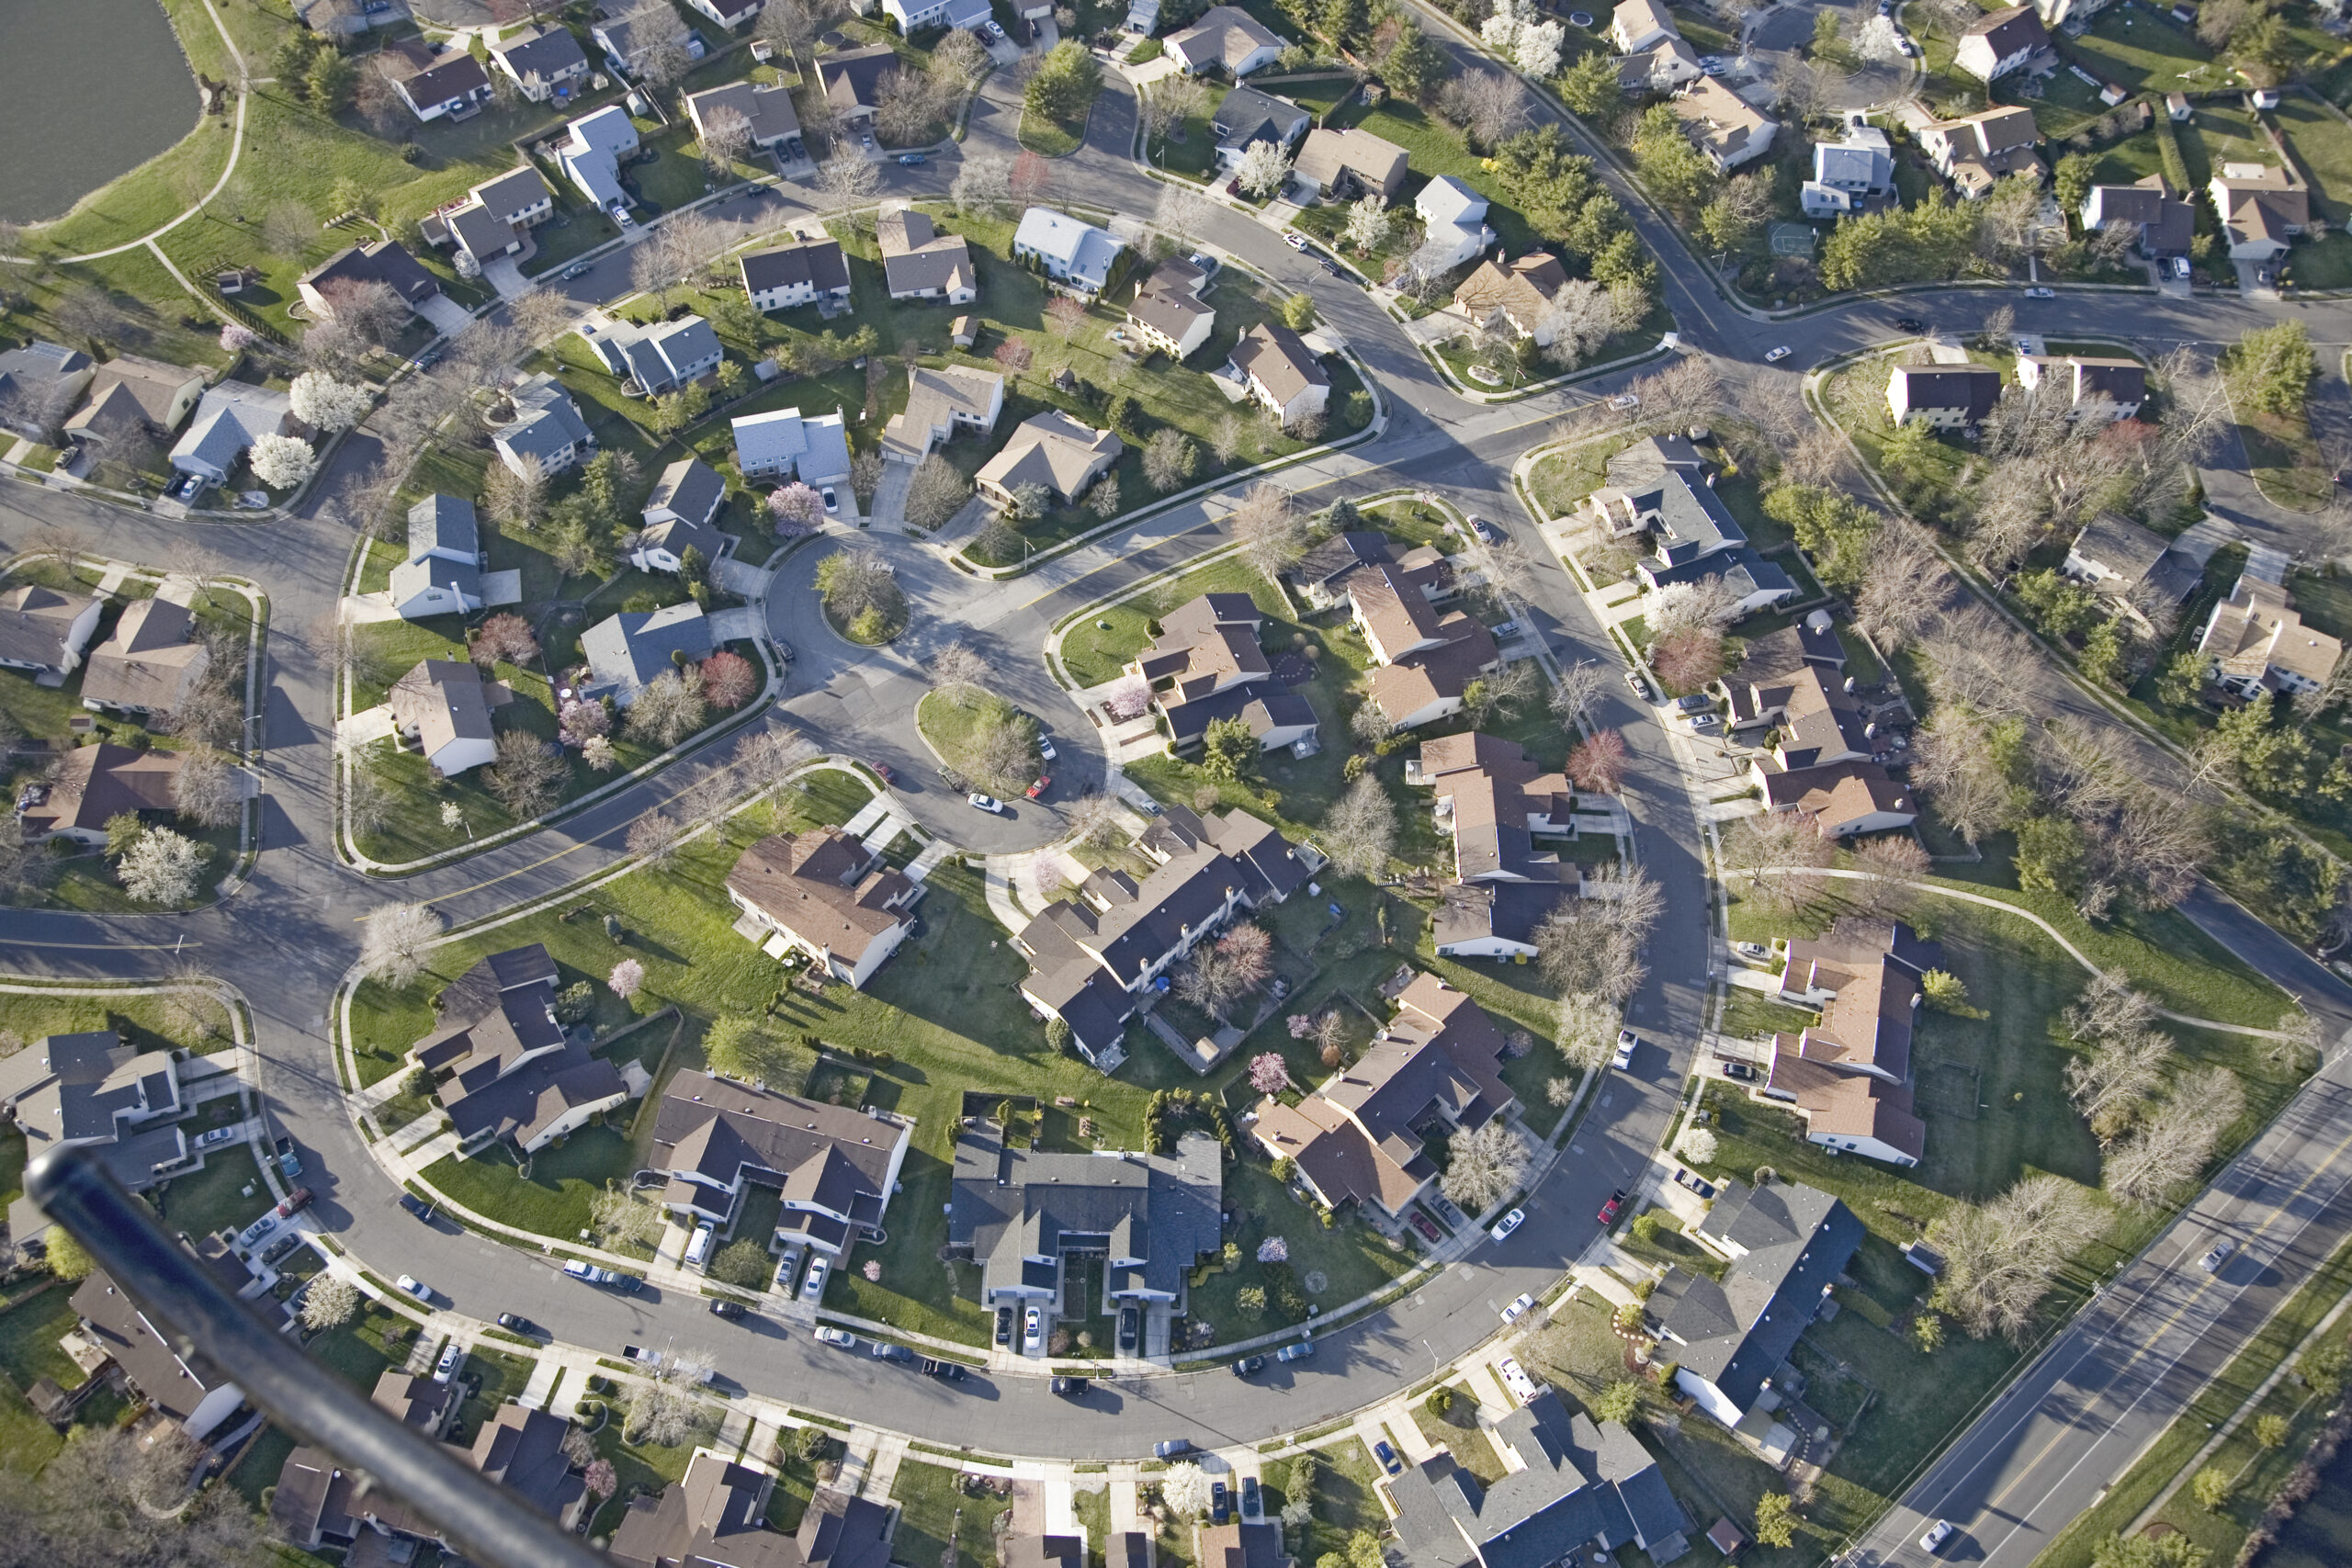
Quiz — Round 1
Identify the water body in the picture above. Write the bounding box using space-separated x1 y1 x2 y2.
0 0 203 223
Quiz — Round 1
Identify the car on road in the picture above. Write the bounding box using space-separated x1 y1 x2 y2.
277 1187 313 1218
1500 1292 1537 1325
2200 1238 2237 1271
815 1326 858 1349
1374 1441 1403 1476
1722 1060 1758 1081
564 1259 628 1288
496 1313 537 1335
1026 775 1051 799
1919 1519 1954 1553
1612 1030 1637 1070
775 640 794 663
1284 232 1308 251
1764 345 1792 362
1024 1306 1045 1351
1155 1439 1194 1459
1895 316 1926 333
996 1306 1014 1346
922 1359 967 1381
1212 1482 1231 1524
1231 1355 1266 1378
1598 1189 1627 1225
1119 1305 1138 1351
1623 670 1651 699
1319 257 1343 276
1466 516 1503 544
899 153 925 165
1674 1168 1717 1199
396 1274 432 1302
872 761 895 784
1410 1210 1442 1243
1489 1207 1525 1242
2026 287 2055 298
1496 1355 1542 1404
1276 1339 1316 1363
1038 737 1057 761
1053 1375 1090 1396
800 1255 830 1302
872 1341 915 1363
1609 392 1640 411
969 792 1003 813
1241 1477 1261 1518
277 1138 302 1179
821 486 838 513
561 263 593 281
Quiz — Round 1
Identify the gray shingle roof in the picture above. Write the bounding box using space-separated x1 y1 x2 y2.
581 601 714 700
1657 1179 1864 1413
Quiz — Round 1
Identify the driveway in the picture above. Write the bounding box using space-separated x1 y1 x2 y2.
415 293 476 338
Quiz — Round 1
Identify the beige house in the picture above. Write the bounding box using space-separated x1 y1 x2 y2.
1228 322 1329 429
1294 127 1409 201
1954 5 2047 82
975 411 1124 511
1920 106 2040 198
1126 258 1215 360
2209 164 2307 261
1453 253 1567 344
727 828 924 989
1165 6 1285 75
880 364 1003 462
62 355 206 449
1611 0 1678 53
80 598 210 717
2199 574 2343 698
877 209 977 303
1348 562 1501 730
387 658 497 778
1669 76 1777 171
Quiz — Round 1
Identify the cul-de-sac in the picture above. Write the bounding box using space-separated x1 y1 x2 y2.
9 0 2352 1564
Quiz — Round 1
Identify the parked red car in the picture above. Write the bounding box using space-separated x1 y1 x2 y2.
277 1187 314 1219
873 761 897 785
1597 1189 1626 1225
1025 775 1051 799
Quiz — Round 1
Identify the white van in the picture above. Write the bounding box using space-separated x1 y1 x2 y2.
684 1220 716 1270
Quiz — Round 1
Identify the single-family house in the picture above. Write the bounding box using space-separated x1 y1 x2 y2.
80 597 209 719
1649 1179 1866 1427
62 355 206 451
594 5 695 73
2080 175 2165 233
387 492 484 619
1430 878 1574 961
2199 573 2344 697
495 373 594 479
1014 804 1312 1064
579 314 724 393
383 37 494 121
1885 363 2002 428
2017 354 2146 422
1124 593 1314 755
1125 257 1215 359
1211 85 1310 171
976 411 1124 511
1349 562 1502 729
876 209 978 302
817 46 902 122
273 1401 588 1552
413 945 629 1156
14 742 180 844
0 1030 201 1248
1754 759 1917 838
1251 973 1517 1219
881 364 1004 461
1619 34 1703 94
0 343 95 441
686 0 765 28
1388 1392 1690 1567
1453 252 1567 344
2032 0 2109 26
1417 176 1496 268
387 658 498 777
488 23 591 102
1611 0 1679 53
557 105 642 224
732 406 854 484
2210 164 2308 260
1583 450 1748 568
1295 127 1409 202
297 240 440 321
1669 76 1777 171
169 381 294 484
1013 207 1127 296
1753 920 1940 1165
2063 513 2201 621
1165 6 1284 74
1411 731 1577 888
687 79 803 159
439 166 556 269
741 236 851 311
271 1372 461 1554
1228 321 1329 429
73 1271 243 1442
612 1460 889 1568
633 457 732 574
1292 530 1452 610
1639 548 1795 619
1920 106 2040 198
1956 4 2048 81
649 1071 910 1248
884 0 990 32
727 827 925 989
1801 122 1896 218
580 602 715 707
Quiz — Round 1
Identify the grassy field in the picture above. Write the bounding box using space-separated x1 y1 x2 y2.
2066 7 2225 96
0 987 233 1055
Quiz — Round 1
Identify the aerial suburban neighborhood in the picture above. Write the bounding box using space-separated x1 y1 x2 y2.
5 0 2352 1564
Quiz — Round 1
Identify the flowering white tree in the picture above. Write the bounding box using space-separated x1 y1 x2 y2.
770 482 825 531
610 958 645 998
1677 1126 1718 1163
288 370 374 432
1483 0 1565 76
1159 1463 1215 1518
361 902 443 987
1102 676 1152 721
1248 1053 1291 1094
1344 194 1392 252
219 322 257 354
1257 1235 1289 1263
119 828 209 904
246 432 317 491
1235 139 1294 198
583 735 618 772
1854 14 1907 63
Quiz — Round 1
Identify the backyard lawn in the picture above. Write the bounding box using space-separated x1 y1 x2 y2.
892 1456 1014 1568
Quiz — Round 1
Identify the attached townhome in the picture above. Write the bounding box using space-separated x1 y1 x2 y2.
1164 6 1285 74
1955 4 2048 81
387 659 497 777
1295 127 1410 201
686 0 766 28
1014 207 1128 296
1014 804 1312 1066
411 945 630 1156
884 0 990 31
0 581 101 680
270 1373 462 1549
390 493 485 619
613 1462 891 1568
272 1400 588 1552
733 406 854 484
741 235 852 311
1752 920 1939 1166
557 105 643 224
1417 176 1496 268
1648 1178 1865 1427
488 22 591 102
1801 122 1897 218
495 373 594 479
633 457 733 574
383 37 494 122
1125 258 1216 359
435 165 556 270
1211 85 1310 172
687 79 804 159
976 411 1125 512
1669 76 1777 172
1251 973 1517 1220
73 1270 243 1441
1919 106 2040 198
2062 512 2200 626
2199 571 2344 698
1409 731 1578 888
725 827 924 989
1228 321 1329 429
580 314 725 394
1388 1392 1692 1567
1124 592 1316 755
1884 363 2003 429
1728 660 1916 837
1349 560 1502 731
0 1029 193 1247
2017 354 2146 422
1619 33 1702 93
881 364 1004 462
580 602 714 706
2210 164 2308 261
648 1070 911 1256
1292 529 1453 610
877 209 978 303
81 598 210 718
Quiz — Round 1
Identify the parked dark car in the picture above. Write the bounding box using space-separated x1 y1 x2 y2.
1211 1482 1231 1525
708 1300 748 1320
398 1193 434 1223
496 1313 538 1335
1154 1439 1194 1459
1118 1305 1138 1351
261 1234 305 1266
1052 1376 1090 1396
872 1342 916 1363
996 1306 1014 1346
1241 1477 1261 1518
922 1359 967 1381
1722 1061 1758 1082
1231 1356 1266 1378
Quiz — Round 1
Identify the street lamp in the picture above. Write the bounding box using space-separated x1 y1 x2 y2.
1422 1337 1439 1381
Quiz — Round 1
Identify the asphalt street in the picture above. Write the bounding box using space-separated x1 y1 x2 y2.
5 6 2352 1532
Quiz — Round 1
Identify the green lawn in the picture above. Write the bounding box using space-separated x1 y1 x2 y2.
1316 96 1540 256
2065 8 2225 96
422 1127 639 1249
917 688 1043 789
1057 552 1287 689
1261 1443 1387 1566
1527 436 1633 522
0 987 233 1055
1185 1161 1416 1343
892 1456 1014 1568
151 1140 275 1240
588 1407 707 1537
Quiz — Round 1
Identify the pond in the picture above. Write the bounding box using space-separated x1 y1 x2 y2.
0 0 202 224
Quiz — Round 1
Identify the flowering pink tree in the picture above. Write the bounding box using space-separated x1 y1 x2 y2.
582 1459 617 1503
1102 676 1151 721
559 697 611 747
863 1260 881 1281
1257 1236 1288 1264
770 482 825 534
220 322 258 354
1287 1014 1315 1039
608 959 644 998
1248 1053 1290 1094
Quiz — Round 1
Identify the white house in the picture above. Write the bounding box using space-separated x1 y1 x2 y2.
1013 207 1126 296
1228 321 1329 429
1611 0 1679 53
632 458 732 576
2018 354 2146 423
883 0 990 31
1801 122 1895 218
1954 5 2047 82
2210 164 2308 261
558 106 641 226
389 494 485 620
488 23 591 103
384 38 494 122
685 0 764 28
881 365 1004 462
579 315 724 393
388 659 498 777
733 407 853 483
1417 176 1496 268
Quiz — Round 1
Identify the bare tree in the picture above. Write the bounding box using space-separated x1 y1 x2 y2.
626 1348 717 1446
1229 483 1304 582
1535 865 1660 1004
1774 55 1848 123
905 453 972 528
1930 1173 2103 1341
1440 69 1532 147
1849 835 1928 921
2064 1026 2176 1142
951 155 1012 216
1440 1120 1528 1211
1550 660 1610 735
487 728 567 817
360 903 442 987
876 72 942 143
173 747 243 829
627 671 710 748
631 209 729 313
929 641 990 701
2106 1066 2245 1207
1853 521 1945 652
1320 773 1396 879
818 155 881 226
698 105 754 181
1068 792 1123 847
2063 970 2160 1045
627 810 686 867
485 452 548 530
1719 811 1833 920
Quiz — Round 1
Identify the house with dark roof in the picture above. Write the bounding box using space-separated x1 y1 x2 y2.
73 1269 243 1440
296 240 441 320
611 1453 890 1568
1885 363 2003 429
1583 461 1747 570
594 2 695 73
2018 354 2146 423
489 21 591 101
1292 530 1453 610
80 597 210 717
1127 258 1216 360
14 742 182 844
1919 105 2040 199
1159 678 1318 755
649 1071 912 1257
1006 1535 1089 1568
1637 546 1795 619
169 380 294 484
412 945 630 1155
689 80 804 159
496 373 594 479
387 658 496 777
1014 805 1314 1065
438 165 556 267
1410 732 1577 889
1955 4 2047 81
2064 512 2201 623
817 45 903 122
384 37 494 121
390 493 485 619
1388 1390 1690 1568
1250 973 1517 1219
0 581 100 678
726 827 924 989
741 237 851 312
0 342 95 440
950 1121 1223 1324
273 1400 588 1551
1212 85 1310 171
580 601 715 707
877 209 978 303
1801 122 1897 218
1649 1179 1864 1427
0 1031 191 1248
635 457 733 576
1752 760 1917 840
62 355 206 451
582 314 726 394
1430 880 1574 962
